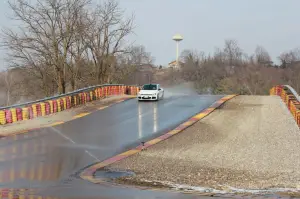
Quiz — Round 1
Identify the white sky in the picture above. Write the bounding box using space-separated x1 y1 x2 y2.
0 0 299 70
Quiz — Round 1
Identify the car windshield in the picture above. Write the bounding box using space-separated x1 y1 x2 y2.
142 84 157 90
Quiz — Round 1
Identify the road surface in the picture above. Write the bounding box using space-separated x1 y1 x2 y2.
0 94 223 198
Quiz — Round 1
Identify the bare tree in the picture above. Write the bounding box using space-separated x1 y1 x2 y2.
181 50 206 66
223 39 243 66
2 0 91 94
67 8 91 90
85 0 134 84
128 45 155 65
114 44 154 84
254 45 272 65
0 73 6 106
278 48 300 68
0 69 24 106
213 47 226 65
3 70 12 106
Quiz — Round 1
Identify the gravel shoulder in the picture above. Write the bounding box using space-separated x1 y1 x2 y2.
109 95 300 190
0 95 133 136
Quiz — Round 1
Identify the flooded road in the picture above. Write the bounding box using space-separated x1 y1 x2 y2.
0 95 224 198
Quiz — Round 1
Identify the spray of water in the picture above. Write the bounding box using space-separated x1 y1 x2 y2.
163 82 199 99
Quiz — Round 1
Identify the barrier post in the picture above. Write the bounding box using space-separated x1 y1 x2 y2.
90 91 93 101
97 88 100 98
62 98 67 110
290 101 297 119
81 93 86 104
94 90 97 100
28 106 34 119
270 87 275 95
101 87 104 98
22 107 29 121
36 103 42 117
48 100 53 114
113 86 116 95
76 94 80 105
107 86 110 96
11 108 17 123
5 110 12 124
56 99 61 112
72 95 76 107
16 108 23 121
40 103 46 116
276 85 283 96
130 86 134 95
297 111 300 126
77 94 81 105
100 88 103 98
45 102 50 115
86 92 90 102
281 89 286 102
0 110 6 125
60 99 64 111
288 95 296 110
32 104 38 118
66 97 71 109
109 86 112 95
53 100 58 113
117 86 120 95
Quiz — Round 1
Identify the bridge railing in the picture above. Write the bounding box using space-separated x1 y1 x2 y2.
270 85 300 127
0 84 140 125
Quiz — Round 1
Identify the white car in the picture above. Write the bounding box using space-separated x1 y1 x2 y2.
137 84 164 101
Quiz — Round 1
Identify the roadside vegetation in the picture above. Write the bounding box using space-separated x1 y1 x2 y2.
0 0 153 106
0 0 300 106
173 40 300 95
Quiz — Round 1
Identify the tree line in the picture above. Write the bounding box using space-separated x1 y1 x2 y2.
1 0 299 106
0 0 153 106
173 39 300 95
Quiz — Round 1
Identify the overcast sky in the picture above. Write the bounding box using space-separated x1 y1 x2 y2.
0 0 299 70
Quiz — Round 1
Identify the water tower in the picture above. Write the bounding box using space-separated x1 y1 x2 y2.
172 34 183 67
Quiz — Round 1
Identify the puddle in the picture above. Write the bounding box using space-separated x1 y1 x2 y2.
94 169 135 180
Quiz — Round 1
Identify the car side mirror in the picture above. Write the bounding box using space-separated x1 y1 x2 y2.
158 88 161 90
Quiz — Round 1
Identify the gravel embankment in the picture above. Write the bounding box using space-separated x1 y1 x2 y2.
0 95 132 135
109 96 300 190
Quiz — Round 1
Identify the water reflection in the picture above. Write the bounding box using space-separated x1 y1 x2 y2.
138 103 142 139
138 102 159 139
0 131 71 185
153 103 158 133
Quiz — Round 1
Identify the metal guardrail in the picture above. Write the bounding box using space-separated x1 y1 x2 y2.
0 84 129 110
283 85 300 102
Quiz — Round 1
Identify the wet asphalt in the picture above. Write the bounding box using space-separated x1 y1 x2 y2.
0 94 224 198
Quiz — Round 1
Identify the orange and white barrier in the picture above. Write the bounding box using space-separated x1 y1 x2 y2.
0 111 6 125
0 85 139 125
270 85 300 127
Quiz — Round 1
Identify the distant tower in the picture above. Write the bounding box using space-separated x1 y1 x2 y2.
172 34 183 68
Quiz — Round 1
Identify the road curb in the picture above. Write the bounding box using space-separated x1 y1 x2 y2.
0 96 135 140
80 94 238 183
